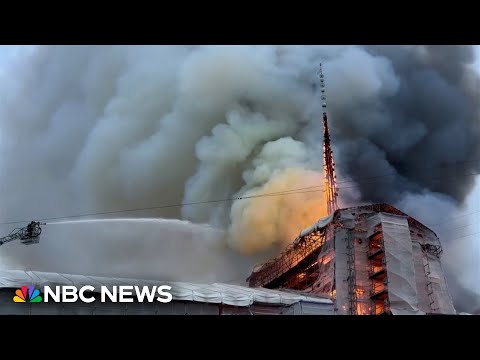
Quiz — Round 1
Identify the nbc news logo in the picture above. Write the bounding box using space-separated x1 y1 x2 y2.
12 284 172 303
13 285 43 303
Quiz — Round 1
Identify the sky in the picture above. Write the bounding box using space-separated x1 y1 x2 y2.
0 46 24 72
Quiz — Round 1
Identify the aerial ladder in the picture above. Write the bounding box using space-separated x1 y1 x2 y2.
0 221 45 247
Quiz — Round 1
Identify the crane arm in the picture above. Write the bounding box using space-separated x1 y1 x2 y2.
0 221 46 246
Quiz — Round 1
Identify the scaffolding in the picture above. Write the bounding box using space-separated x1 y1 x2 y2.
423 261 437 312
247 226 330 290
346 231 357 315
354 214 371 315
367 223 390 315
421 242 443 313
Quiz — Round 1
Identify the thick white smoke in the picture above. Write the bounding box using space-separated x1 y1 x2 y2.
0 45 478 311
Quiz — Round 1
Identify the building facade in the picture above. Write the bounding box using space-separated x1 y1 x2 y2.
247 203 456 315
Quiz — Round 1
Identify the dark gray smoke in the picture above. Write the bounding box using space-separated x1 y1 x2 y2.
0 45 478 312
332 45 480 204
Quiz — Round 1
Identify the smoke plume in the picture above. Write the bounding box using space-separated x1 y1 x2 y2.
0 45 479 311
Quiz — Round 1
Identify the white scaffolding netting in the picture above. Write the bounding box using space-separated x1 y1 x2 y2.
425 254 456 314
380 213 419 314
334 228 349 315
412 242 431 313
299 213 334 238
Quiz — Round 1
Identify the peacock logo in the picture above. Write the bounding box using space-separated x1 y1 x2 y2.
13 285 43 303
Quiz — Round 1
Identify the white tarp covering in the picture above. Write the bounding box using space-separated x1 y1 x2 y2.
334 228 350 315
412 242 432 313
299 213 335 238
425 255 456 314
380 213 419 314
0 270 332 307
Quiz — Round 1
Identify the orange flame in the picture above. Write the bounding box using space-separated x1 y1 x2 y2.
228 168 328 254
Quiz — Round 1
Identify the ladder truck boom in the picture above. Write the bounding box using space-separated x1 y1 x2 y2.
0 221 46 246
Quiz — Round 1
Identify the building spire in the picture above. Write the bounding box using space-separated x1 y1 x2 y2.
317 63 338 215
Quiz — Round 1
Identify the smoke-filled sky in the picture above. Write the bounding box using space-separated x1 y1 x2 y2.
0 45 479 313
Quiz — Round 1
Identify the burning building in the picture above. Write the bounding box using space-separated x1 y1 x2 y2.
246 63 456 315
247 203 456 315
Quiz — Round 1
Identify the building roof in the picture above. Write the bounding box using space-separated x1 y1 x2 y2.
249 203 439 281
339 203 438 237
296 203 437 240
0 270 332 307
